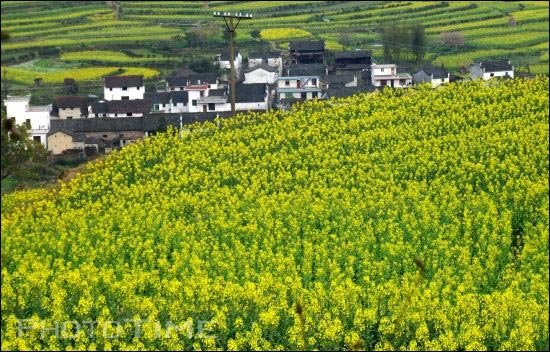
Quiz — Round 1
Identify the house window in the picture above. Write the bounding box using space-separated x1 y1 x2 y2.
110 88 112 91
312 78 317 86
25 118 31 126
102 114 107 117
171 87 175 91
33 136 41 143
127 113 132 117
208 103 216 111
103 134 108 138
312 92 318 98
285 80 290 86
208 84 212 88
381 68 384 72
301 92 307 99
192 100 197 106
400 79 406 85
381 80 387 86
490 73 494 77
67 116 73 119
122 86 128 91
122 96 129 100
137 86 141 90
153 104 160 111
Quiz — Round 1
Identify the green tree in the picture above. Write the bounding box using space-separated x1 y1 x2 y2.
189 58 220 75
382 25 395 63
411 24 426 64
223 26 236 42
1 109 47 180
250 29 261 40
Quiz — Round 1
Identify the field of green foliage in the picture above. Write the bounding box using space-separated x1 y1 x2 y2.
0 1 548 87
1 78 549 350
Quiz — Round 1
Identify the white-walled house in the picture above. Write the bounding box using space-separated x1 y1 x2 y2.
3 95 52 146
147 91 189 113
413 65 450 88
53 96 88 119
248 52 283 75
470 60 514 80
371 64 412 88
275 76 328 101
233 83 268 111
198 89 228 113
90 99 151 118
244 64 279 84
216 50 243 80
166 73 219 91
322 74 358 87
185 84 210 113
103 75 144 101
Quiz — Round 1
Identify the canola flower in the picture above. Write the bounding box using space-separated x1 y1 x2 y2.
1 78 549 351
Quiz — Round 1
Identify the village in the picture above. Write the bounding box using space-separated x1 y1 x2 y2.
3 39 515 156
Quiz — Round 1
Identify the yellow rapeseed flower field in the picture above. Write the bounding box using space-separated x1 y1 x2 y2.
1 78 548 351
260 28 312 41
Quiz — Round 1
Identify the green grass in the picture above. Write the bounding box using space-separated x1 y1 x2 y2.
13 58 82 72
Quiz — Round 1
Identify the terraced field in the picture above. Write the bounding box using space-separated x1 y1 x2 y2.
0 0 548 87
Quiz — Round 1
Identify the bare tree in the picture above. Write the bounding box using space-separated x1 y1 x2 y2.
441 31 464 49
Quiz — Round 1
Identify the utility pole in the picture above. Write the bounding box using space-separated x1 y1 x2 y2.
213 11 252 114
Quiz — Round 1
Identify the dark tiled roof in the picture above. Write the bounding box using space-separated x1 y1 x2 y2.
189 72 218 85
167 73 218 87
104 75 144 88
289 40 325 51
166 76 188 87
449 74 464 82
266 51 282 59
249 51 282 59
245 63 279 73
145 92 170 105
326 85 375 99
219 49 240 61
209 88 227 97
50 112 244 136
54 96 86 109
321 74 355 85
90 101 108 114
170 91 188 104
47 129 85 142
52 117 143 132
235 83 266 103
84 136 102 145
419 64 449 79
335 63 370 70
480 60 513 72
288 63 326 76
91 99 152 114
334 50 372 60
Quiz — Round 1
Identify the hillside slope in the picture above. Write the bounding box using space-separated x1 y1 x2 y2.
2 78 549 350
